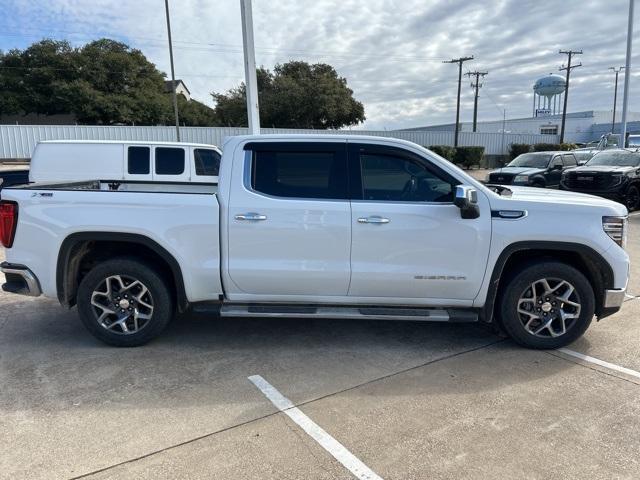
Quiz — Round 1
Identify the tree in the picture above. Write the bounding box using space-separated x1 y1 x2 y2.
0 38 217 126
212 61 365 129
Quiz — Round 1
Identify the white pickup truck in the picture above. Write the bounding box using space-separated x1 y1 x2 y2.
0 135 630 349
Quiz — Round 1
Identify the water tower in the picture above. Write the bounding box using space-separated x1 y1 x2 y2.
533 74 566 117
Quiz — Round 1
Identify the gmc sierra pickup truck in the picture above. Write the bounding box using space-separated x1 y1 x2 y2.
0 135 630 349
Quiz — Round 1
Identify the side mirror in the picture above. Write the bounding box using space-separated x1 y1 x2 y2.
553 164 563 170
454 185 480 219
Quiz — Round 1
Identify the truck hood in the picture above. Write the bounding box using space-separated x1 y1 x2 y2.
565 165 636 174
492 185 628 214
490 166 544 176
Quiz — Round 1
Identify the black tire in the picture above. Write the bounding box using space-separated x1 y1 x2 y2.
531 179 546 188
77 257 174 347
626 185 640 211
499 261 595 349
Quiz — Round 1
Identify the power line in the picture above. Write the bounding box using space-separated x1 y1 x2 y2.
443 56 473 147
465 70 488 132
558 49 582 143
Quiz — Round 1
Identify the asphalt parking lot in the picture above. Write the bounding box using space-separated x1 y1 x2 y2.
0 214 638 480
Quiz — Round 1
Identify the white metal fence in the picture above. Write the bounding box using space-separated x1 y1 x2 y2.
0 124 559 159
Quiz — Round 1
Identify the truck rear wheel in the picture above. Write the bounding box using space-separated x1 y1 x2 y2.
499 261 595 349
77 257 174 347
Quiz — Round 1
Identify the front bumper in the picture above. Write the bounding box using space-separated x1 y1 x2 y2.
1 262 42 297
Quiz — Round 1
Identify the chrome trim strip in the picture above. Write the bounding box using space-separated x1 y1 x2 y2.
1 266 42 297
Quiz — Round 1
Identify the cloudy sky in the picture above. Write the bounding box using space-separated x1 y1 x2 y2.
0 0 638 129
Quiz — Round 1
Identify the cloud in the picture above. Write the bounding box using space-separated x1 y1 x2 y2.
0 0 637 129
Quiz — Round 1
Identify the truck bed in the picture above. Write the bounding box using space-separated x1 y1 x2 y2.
16 180 218 195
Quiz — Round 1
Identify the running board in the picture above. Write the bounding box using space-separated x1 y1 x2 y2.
220 304 478 323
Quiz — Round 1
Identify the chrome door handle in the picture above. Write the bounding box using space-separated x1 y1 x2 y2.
358 216 390 224
235 212 267 221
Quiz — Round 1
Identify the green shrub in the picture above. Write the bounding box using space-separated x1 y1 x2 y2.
533 143 561 152
428 145 456 161
453 146 484 169
509 143 530 159
560 142 577 151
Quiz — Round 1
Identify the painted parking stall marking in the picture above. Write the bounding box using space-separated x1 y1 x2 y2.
558 348 640 380
249 375 384 480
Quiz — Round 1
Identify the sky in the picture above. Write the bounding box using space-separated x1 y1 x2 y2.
0 0 638 130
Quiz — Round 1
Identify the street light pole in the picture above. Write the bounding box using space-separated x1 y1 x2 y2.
621 0 635 146
240 0 260 134
609 66 625 133
164 0 180 142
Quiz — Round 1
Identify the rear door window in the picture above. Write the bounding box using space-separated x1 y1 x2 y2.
562 154 577 167
250 146 348 199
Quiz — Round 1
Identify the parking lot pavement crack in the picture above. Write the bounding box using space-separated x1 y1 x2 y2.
67 338 504 480
275 411 338 479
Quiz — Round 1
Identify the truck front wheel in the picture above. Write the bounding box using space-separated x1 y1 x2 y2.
76 257 174 347
499 261 595 349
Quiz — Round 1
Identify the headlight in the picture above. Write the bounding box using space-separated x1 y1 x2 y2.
485 173 491 182
602 216 628 248
513 175 529 183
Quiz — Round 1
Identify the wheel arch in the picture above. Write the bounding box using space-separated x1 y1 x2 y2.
56 232 188 311
481 241 614 324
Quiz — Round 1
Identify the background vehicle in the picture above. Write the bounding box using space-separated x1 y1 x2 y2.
0 136 629 350
627 134 640 148
572 133 622 163
0 169 29 191
486 151 577 187
29 140 222 184
561 148 640 211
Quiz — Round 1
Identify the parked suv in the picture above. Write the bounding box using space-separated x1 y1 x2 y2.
560 149 640 211
486 151 576 188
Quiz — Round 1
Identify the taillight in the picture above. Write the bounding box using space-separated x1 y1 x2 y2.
0 201 18 248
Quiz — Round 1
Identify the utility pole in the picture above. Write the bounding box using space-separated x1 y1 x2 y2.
164 0 180 141
621 0 635 147
443 56 474 146
240 0 260 134
558 49 582 144
465 70 488 132
609 66 625 133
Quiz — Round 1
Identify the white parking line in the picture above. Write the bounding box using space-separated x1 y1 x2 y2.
629 211 640 217
558 348 640 380
249 375 384 480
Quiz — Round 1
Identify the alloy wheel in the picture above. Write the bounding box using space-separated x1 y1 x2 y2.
516 277 582 338
90 275 154 335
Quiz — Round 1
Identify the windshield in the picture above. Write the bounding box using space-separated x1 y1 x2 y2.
586 150 640 167
507 153 551 168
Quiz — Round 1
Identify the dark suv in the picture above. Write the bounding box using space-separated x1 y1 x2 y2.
560 149 640 211
486 151 577 188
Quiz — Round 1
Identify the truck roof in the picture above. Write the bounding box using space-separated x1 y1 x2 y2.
38 140 219 149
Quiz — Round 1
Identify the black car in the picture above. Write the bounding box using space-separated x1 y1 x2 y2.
0 169 29 191
486 151 577 188
560 149 640 211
